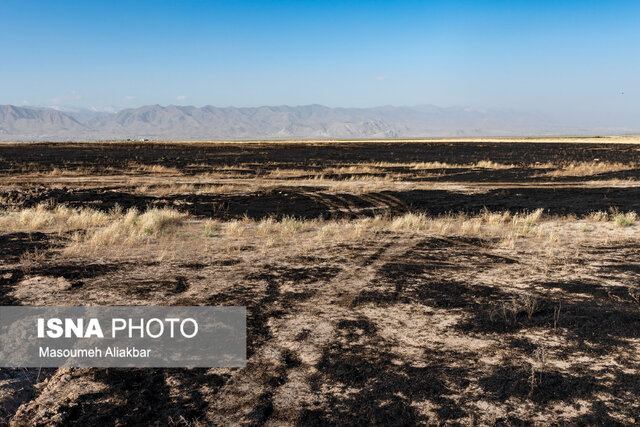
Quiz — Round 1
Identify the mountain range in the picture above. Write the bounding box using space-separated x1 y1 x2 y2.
0 104 635 141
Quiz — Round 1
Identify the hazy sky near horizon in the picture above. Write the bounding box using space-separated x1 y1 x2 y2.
2 0 639 120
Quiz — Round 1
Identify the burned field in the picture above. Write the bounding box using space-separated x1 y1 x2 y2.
2 139 640 425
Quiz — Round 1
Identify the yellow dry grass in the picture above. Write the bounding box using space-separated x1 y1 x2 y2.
127 163 181 174
0 204 111 232
534 162 636 177
411 160 516 170
0 203 189 257
63 207 188 255
193 160 637 183
4 203 636 264
211 207 549 250
134 183 241 196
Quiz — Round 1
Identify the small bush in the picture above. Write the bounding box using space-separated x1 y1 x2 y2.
613 212 636 228
203 219 221 237
19 249 46 274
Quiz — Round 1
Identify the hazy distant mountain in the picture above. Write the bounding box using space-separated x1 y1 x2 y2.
0 105 89 138
0 104 634 141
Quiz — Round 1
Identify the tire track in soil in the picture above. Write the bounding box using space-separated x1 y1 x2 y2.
303 190 409 218
354 193 400 216
206 233 424 425
363 192 409 212
300 191 352 217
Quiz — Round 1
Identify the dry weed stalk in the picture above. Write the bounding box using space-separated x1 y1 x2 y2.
528 346 548 398
19 248 46 274
553 303 562 333
522 295 539 320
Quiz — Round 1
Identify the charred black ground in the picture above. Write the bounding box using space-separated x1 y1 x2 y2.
1 141 640 425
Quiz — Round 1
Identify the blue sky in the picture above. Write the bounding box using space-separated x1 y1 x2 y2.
1 0 638 120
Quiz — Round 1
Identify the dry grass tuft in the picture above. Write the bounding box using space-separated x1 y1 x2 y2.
256 217 314 236
585 211 609 222
475 160 515 169
613 212 636 228
213 209 552 250
411 161 514 170
0 204 111 232
203 219 222 237
535 162 635 177
128 163 181 174
5 203 635 263
585 209 638 227
64 207 188 255
19 248 46 274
